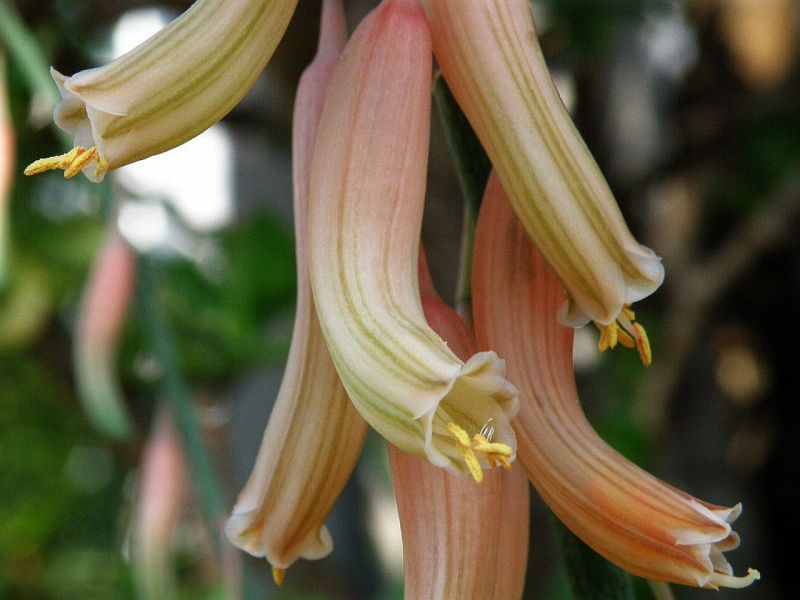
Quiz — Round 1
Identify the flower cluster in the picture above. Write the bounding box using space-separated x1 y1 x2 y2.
28 0 758 594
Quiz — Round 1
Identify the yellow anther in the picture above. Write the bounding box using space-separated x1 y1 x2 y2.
446 422 472 447
448 422 483 482
594 305 653 366
633 322 652 366
272 567 285 586
459 446 484 483
471 433 513 458
24 146 101 179
495 455 512 470
447 423 513 482
598 322 619 352
616 328 635 349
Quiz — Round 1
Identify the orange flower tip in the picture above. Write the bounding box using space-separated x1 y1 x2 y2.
272 566 286 586
447 422 513 483
594 304 652 366
707 567 760 589
24 146 106 180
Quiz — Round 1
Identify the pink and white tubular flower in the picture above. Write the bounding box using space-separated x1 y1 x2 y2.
25 0 298 182
225 0 368 586
422 0 663 365
307 0 518 482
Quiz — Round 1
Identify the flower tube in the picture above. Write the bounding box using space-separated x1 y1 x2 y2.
389 252 529 600
225 0 368 585
308 0 518 481
25 0 297 182
130 408 187 600
422 0 663 363
472 172 759 589
74 229 136 439
0 53 12 286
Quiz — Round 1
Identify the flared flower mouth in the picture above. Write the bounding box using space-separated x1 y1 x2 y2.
420 351 518 481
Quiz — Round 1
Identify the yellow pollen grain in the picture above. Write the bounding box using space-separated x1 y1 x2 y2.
24 146 102 179
272 567 285 586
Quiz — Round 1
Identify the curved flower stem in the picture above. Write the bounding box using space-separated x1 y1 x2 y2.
136 254 227 553
432 74 489 315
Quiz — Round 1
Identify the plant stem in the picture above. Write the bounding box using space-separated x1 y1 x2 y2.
136 253 227 552
432 73 490 314
0 0 61 123
555 519 637 600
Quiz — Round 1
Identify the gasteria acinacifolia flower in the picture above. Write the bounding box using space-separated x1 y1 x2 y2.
388 253 529 600
472 172 759 590
130 409 187 600
307 0 518 482
74 229 136 439
225 0 368 585
423 0 664 364
25 0 297 182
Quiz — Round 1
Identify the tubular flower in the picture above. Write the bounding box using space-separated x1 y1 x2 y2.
25 0 297 182
308 0 518 481
130 408 187 600
422 0 664 363
472 172 759 590
74 229 137 439
388 253 529 600
225 0 368 585
1 53 12 285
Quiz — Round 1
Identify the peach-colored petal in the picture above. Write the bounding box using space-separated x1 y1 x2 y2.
225 0 368 575
130 408 187 600
472 172 758 590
